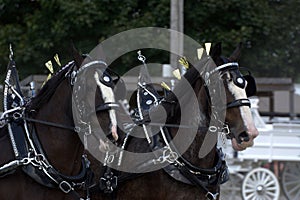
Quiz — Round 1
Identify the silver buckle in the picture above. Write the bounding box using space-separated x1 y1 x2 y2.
59 181 73 193
205 192 219 200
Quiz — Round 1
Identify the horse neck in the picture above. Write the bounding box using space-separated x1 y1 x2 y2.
178 78 216 168
34 80 83 175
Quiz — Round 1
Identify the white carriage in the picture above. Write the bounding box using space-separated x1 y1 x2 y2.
220 98 300 200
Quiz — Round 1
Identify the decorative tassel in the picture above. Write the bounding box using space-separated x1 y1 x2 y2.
197 48 204 60
45 60 54 74
172 69 181 80
178 56 189 69
161 81 171 91
42 60 54 87
205 43 212 55
54 53 61 67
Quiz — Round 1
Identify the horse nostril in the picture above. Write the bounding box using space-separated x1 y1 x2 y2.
238 132 250 143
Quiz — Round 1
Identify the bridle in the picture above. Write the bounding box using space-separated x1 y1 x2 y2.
205 62 252 109
202 61 256 140
0 58 120 200
24 60 120 133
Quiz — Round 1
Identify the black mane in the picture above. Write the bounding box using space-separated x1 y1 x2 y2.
27 61 75 111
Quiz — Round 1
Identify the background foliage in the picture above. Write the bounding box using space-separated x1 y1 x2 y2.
0 0 299 81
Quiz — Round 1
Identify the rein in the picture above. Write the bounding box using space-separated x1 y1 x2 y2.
21 102 120 133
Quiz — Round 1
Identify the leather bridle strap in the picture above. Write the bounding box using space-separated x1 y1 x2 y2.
23 117 76 131
23 102 119 132
227 98 251 109
95 102 119 113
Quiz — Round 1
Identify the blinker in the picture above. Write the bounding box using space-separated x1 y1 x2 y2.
99 68 127 100
244 74 256 97
231 71 246 89
103 75 111 83
99 71 114 88
230 69 257 97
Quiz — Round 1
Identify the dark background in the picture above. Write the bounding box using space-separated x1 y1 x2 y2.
0 0 299 81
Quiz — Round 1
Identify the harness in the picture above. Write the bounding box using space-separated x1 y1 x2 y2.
0 52 119 200
104 52 256 200
0 48 257 200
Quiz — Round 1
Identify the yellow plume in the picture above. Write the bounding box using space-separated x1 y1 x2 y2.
172 69 181 80
197 48 204 60
54 54 61 67
205 43 212 55
161 82 171 91
45 60 54 74
178 56 189 69
42 60 54 87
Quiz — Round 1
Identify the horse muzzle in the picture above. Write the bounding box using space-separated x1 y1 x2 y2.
231 127 259 151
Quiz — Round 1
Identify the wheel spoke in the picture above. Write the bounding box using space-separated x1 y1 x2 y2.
243 168 279 200
261 171 266 183
247 178 256 186
266 190 276 197
287 183 300 194
265 195 273 200
265 180 276 187
266 186 278 191
250 174 257 183
282 163 300 200
245 192 255 200
294 189 300 200
284 171 298 179
285 179 300 186
244 188 256 193
263 174 271 185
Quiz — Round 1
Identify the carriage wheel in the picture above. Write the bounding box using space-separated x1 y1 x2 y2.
242 167 280 200
220 173 243 200
281 162 300 200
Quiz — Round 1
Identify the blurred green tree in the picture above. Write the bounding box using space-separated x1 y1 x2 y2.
0 0 299 81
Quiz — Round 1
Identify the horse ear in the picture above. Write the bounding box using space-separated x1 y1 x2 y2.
209 42 222 60
228 42 242 62
71 43 84 67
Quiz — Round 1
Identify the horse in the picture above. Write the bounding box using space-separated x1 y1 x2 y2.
0 42 258 200
98 42 258 200
0 48 120 200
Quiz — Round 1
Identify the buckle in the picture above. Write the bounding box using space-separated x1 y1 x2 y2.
59 181 73 193
99 172 118 193
205 192 219 200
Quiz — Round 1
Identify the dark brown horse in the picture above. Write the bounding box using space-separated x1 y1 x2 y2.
99 43 258 200
0 50 119 200
0 43 258 200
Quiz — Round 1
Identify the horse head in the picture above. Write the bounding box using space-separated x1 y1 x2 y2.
209 42 259 151
26 47 120 173
71 47 121 152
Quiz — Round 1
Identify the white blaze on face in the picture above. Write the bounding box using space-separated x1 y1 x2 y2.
94 71 118 141
227 77 252 125
227 73 258 149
